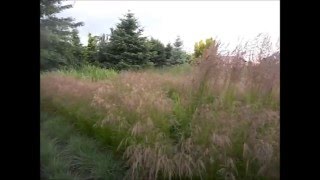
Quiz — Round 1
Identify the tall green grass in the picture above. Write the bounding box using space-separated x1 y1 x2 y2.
56 65 118 81
40 112 125 180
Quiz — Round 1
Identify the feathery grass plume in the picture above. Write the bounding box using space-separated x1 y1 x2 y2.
41 37 279 179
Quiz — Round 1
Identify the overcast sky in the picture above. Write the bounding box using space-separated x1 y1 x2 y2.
58 1 279 53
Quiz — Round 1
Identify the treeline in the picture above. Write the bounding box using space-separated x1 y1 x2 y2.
40 0 193 71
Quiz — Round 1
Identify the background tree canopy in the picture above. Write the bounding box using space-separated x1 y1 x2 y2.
40 1 196 71
40 0 84 70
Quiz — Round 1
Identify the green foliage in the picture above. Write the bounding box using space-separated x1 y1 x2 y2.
96 34 110 67
167 36 189 65
194 37 214 58
56 65 118 81
157 63 192 75
40 112 125 179
105 11 149 70
164 43 173 60
147 37 167 67
169 90 193 142
83 33 99 64
40 0 84 71
40 0 72 18
173 36 183 50
70 29 84 66
40 4 191 71
170 49 189 65
40 134 74 180
40 49 67 70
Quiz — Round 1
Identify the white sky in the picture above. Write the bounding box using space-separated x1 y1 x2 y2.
58 1 280 53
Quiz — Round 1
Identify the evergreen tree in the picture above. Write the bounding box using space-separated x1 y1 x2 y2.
84 33 98 64
70 29 84 66
97 34 110 68
169 36 188 65
165 43 173 61
40 0 83 70
147 38 166 67
170 49 188 65
173 36 183 50
105 11 149 70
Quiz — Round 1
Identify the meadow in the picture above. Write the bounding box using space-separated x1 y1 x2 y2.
41 49 279 180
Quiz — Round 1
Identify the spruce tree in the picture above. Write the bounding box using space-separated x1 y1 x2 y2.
169 36 188 65
147 38 166 67
40 0 83 70
70 29 84 66
173 36 183 50
97 34 110 68
106 11 149 70
84 33 98 64
165 43 173 61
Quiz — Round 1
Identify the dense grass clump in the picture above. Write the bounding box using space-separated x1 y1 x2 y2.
40 112 126 180
56 65 118 81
